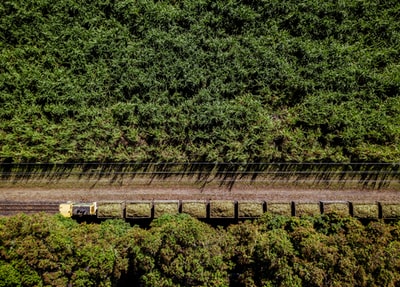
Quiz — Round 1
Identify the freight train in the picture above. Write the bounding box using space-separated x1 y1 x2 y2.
59 200 400 220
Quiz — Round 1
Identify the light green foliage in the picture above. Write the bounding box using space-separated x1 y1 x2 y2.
0 263 21 287
131 214 232 286
1 0 399 162
0 214 133 286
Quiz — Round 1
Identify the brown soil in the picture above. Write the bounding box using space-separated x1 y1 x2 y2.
1 180 399 203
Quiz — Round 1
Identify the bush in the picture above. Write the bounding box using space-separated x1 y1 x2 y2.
0 214 133 286
129 214 233 286
0 213 399 286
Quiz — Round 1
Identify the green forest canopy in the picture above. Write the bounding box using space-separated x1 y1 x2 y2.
1 213 400 286
0 0 399 163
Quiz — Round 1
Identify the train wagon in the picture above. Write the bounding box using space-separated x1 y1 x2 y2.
59 200 400 220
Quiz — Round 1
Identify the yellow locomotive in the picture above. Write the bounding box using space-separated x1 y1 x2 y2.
59 202 97 218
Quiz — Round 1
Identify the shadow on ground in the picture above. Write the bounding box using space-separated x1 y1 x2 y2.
1 162 399 190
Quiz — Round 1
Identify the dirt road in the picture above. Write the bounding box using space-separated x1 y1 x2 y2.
1 183 399 203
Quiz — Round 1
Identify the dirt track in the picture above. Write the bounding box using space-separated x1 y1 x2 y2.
1 183 399 203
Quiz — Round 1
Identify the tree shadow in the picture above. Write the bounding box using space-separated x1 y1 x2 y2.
0 162 399 190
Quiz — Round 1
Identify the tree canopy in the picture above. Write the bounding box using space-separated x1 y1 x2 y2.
1 213 400 286
1 0 399 162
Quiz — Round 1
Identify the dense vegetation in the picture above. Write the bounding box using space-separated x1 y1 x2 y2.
0 213 399 286
1 0 400 163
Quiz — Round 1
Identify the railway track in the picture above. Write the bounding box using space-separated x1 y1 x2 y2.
1 163 399 217
0 201 61 216
1 199 400 220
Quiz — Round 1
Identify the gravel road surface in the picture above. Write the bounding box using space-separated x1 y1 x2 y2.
1 184 398 203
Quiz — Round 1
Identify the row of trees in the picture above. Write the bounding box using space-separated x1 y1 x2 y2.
1 0 400 162
0 213 399 286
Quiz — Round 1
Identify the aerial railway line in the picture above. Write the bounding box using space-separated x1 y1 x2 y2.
0 162 399 218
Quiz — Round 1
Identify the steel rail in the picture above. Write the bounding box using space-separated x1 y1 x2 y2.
1 162 400 165
0 201 61 215
1 170 400 176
